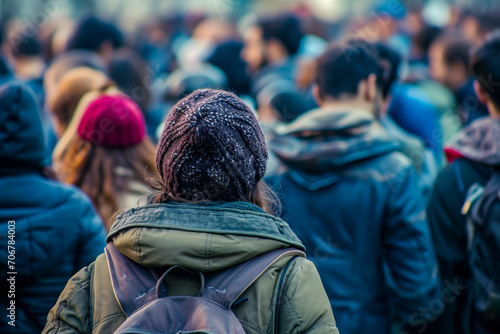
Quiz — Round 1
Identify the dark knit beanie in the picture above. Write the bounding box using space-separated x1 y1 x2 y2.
156 89 268 202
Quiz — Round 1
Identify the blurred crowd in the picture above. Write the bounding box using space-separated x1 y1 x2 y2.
1 1 500 334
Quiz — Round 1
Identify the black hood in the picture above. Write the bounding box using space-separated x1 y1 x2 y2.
0 81 46 170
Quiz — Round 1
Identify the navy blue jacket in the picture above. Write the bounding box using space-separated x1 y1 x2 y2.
0 82 106 333
268 107 439 334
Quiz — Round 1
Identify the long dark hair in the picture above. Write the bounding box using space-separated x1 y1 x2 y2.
150 179 279 215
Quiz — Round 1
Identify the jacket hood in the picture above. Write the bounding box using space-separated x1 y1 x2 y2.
445 117 500 165
107 201 304 272
269 107 399 175
0 81 45 170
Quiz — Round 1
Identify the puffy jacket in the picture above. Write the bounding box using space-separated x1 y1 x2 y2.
0 81 106 333
426 117 500 334
43 201 339 334
267 107 439 334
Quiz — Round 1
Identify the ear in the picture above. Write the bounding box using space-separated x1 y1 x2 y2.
358 74 377 102
312 84 323 106
474 80 489 105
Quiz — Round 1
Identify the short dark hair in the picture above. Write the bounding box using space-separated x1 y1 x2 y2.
108 49 151 112
67 17 124 52
374 42 402 99
315 42 381 99
413 25 442 56
435 33 472 70
12 36 41 57
471 30 500 109
258 14 303 56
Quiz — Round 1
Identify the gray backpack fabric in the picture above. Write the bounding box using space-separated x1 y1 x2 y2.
105 243 304 334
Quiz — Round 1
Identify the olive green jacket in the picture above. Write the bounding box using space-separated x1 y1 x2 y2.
43 202 339 334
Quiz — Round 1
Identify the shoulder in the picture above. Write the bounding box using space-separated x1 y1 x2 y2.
43 262 96 334
42 178 97 217
348 150 415 184
436 159 492 194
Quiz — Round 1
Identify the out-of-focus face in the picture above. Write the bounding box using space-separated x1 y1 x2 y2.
242 26 265 74
429 42 449 86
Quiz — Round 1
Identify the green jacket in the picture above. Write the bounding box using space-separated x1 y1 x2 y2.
43 202 339 334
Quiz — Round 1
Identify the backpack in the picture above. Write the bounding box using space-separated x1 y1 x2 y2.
461 172 500 327
105 243 305 334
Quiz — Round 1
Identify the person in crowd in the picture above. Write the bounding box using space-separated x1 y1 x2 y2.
459 10 500 43
429 32 489 125
7 35 45 81
374 41 438 199
257 80 315 177
3 23 46 111
47 67 113 138
403 26 462 150
43 89 339 334
241 13 304 103
0 82 106 333
155 63 228 140
109 49 152 113
207 40 251 96
108 48 163 140
426 31 500 334
44 49 107 104
267 42 439 334
66 16 124 63
408 25 442 82
53 94 157 230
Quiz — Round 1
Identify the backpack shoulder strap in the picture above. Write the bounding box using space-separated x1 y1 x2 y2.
203 248 305 309
105 243 159 316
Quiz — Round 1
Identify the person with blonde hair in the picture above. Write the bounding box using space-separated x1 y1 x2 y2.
47 67 113 137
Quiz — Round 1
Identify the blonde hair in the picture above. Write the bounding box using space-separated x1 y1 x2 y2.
47 67 112 128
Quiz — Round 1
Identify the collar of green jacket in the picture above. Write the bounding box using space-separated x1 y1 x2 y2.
107 201 305 272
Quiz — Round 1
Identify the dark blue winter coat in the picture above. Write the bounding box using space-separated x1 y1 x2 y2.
267 107 440 334
0 82 106 333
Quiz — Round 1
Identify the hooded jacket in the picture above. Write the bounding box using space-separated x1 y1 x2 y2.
0 82 106 333
267 107 439 334
42 202 339 334
426 117 500 334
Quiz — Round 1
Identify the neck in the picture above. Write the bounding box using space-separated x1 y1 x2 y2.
321 98 374 113
488 101 500 118
14 57 44 79
267 52 288 65
450 75 469 92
